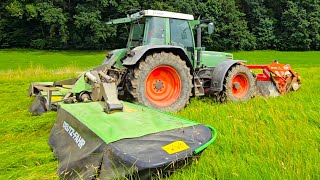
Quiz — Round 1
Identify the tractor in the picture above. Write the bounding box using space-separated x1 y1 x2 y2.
100 10 300 112
103 10 255 112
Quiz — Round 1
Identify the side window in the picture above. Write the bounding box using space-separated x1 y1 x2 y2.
130 23 145 47
170 19 193 49
145 17 166 45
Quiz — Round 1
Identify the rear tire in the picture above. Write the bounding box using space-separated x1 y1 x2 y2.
130 52 192 112
224 65 255 101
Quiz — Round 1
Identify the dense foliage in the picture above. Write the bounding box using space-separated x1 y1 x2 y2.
0 0 319 50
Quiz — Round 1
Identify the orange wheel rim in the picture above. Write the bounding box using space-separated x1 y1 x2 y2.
145 66 181 107
231 73 249 98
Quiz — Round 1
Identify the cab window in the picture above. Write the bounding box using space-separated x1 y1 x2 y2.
128 20 145 47
145 17 166 45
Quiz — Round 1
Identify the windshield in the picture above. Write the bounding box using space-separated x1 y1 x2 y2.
127 20 145 48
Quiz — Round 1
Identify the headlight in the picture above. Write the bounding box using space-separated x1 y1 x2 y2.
107 53 113 59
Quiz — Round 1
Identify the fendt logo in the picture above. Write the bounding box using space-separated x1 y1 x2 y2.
62 121 86 149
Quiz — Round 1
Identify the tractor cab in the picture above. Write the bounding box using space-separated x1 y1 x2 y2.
110 10 195 49
106 10 230 69
129 15 194 50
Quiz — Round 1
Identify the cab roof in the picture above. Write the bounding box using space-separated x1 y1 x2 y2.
106 10 195 25
131 10 194 20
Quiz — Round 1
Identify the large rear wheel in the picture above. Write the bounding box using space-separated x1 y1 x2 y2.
224 65 255 101
130 52 192 112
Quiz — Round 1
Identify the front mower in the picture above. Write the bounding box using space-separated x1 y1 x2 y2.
29 64 217 179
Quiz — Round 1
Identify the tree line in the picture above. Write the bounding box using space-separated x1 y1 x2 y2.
0 0 319 51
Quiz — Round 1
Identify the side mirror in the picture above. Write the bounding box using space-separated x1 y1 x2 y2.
208 22 214 35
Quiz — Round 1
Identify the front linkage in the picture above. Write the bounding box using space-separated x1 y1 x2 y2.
29 64 125 115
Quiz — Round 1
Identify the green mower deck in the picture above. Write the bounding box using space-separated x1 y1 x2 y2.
48 101 217 179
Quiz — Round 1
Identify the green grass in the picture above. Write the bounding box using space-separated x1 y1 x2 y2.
233 50 320 67
0 49 106 71
0 49 319 179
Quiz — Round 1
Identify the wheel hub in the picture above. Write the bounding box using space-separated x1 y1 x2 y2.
154 80 164 91
145 66 182 107
233 82 240 90
231 73 249 98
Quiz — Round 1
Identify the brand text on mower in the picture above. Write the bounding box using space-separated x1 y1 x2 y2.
63 121 86 149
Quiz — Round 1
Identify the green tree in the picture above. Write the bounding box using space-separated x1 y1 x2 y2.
201 0 256 51
1 0 29 47
34 2 69 48
239 0 276 49
279 1 311 50
301 0 320 50
0 0 319 51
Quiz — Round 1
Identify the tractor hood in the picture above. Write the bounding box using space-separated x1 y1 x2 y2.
200 51 234 68
102 48 129 69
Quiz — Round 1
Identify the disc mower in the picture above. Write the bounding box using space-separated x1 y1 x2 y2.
28 10 301 179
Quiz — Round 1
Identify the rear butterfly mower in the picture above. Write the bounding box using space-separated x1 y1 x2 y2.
28 10 301 179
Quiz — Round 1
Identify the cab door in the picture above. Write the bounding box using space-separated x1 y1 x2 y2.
169 19 195 60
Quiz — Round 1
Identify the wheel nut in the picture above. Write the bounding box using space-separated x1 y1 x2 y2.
233 82 240 90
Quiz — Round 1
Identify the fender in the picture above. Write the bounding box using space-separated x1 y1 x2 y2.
122 45 193 69
210 60 246 92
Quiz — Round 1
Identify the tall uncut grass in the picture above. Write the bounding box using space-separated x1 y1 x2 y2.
0 49 319 179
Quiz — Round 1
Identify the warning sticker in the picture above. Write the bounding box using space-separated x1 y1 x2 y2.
161 141 190 154
51 95 62 101
123 106 138 112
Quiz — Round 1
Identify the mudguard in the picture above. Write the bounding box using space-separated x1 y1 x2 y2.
210 60 246 92
122 45 191 67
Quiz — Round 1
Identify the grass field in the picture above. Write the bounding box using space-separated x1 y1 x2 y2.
0 49 319 179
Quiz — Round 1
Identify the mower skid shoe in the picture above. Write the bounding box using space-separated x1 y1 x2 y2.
101 82 123 113
256 81 280 97
29 96 48 115
29 82 56 96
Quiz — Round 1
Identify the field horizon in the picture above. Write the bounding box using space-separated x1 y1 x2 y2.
0 49 319 179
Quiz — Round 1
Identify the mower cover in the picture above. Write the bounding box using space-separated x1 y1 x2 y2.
49 101 216 179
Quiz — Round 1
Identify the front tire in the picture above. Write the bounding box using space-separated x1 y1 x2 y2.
130 52 192 112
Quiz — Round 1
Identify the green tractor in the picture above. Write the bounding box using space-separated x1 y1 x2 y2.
29 10 300 114
102 10 255 112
